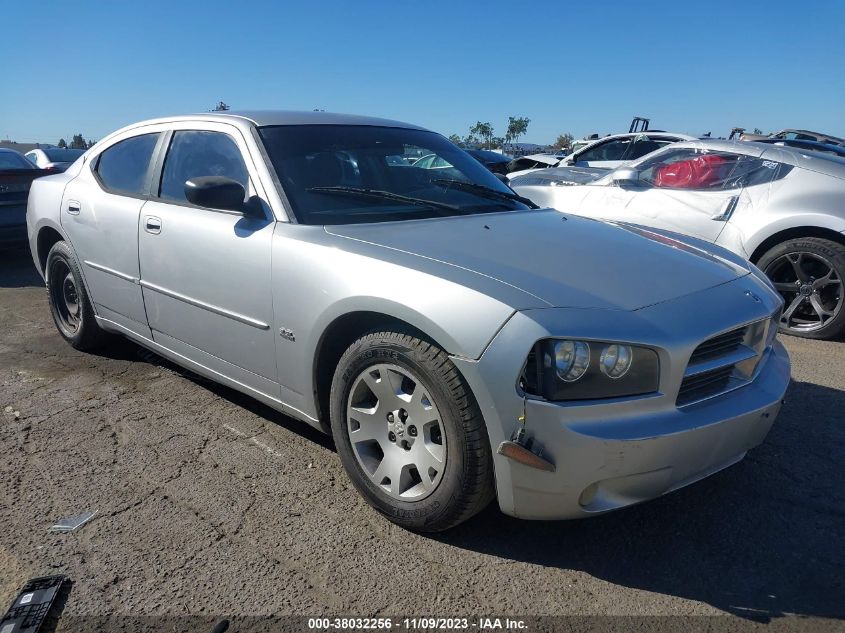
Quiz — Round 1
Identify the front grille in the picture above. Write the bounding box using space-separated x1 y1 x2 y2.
676 366 735 406
687 326 747 364
677 323 765 407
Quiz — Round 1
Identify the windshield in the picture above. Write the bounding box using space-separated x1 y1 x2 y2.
259 125 530 224
43 148 84 162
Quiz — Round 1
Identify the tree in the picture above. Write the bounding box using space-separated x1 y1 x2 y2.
448 134 464 147
470 121 494 149
213 101 230 111
491 136 505 149
753 128 763 135
86 139 97 148
553 132 574 151
57 138 67 148
505 116 530 147
70 134 88 149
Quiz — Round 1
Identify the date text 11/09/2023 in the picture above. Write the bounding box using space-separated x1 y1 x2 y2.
307 617 528 630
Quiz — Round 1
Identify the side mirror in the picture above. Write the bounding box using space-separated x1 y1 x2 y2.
184 176 247 212
612 167 640 185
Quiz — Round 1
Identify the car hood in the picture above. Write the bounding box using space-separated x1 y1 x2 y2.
324 210 750 311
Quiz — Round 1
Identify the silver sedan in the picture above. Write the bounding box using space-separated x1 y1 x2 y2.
27 112 789 531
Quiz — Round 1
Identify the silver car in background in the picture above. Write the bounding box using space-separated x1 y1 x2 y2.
512 139 845 340
24 147 86 172
27 112 789 531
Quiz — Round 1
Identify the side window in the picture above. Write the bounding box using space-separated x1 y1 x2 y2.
25 153 38 165
638 149 785 190
578 138 632 162
159 131 249 204
626 137 669 161
95 133 160 196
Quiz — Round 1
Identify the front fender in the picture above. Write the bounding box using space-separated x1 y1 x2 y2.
270 225 519 420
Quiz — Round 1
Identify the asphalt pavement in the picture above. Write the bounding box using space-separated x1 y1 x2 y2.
0 245 842 631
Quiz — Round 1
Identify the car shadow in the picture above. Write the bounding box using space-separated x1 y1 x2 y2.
0 245 42 288
93 337 335 451
430 380 845 622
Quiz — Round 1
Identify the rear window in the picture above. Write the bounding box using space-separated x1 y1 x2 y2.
637 148 788 190
95 133 160 196
43 148 85 162
0 151 36 170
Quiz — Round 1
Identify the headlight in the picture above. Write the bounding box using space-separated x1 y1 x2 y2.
554 340 590 381
600 344 632 378
521 339 659 401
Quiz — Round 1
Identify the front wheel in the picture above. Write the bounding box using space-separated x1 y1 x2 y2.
758 237 845 339
329 330 494 532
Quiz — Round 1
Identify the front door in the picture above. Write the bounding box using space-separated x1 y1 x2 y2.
138 125 278 398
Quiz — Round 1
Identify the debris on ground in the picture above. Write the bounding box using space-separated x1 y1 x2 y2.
48 511 97 533
0 575 66 633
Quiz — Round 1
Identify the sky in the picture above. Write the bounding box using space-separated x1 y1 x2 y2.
2 1 844 146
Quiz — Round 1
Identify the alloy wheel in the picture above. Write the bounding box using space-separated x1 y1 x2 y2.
346 363 447 501
765 251 843 333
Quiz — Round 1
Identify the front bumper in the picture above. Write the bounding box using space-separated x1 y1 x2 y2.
453 276 790 520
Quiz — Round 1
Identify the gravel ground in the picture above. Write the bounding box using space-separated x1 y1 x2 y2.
0 246 843 631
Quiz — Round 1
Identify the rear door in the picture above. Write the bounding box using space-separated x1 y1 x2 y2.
137 123 279 398
60 129 165 337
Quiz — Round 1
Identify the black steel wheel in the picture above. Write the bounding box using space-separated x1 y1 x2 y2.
46 241 111 350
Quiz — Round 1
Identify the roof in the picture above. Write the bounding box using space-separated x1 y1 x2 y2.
202 110 427 130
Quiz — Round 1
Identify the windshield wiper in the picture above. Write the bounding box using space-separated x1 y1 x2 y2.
432 179 539 208
307 186 461 213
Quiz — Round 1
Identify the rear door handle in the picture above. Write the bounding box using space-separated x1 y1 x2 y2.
144 215 162 234
67 200 80 215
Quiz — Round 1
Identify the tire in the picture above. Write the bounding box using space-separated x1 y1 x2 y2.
45 241 111 351
329 330 494 532
757 237 845 340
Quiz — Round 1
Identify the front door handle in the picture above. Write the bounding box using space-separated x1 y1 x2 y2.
144 216 162 234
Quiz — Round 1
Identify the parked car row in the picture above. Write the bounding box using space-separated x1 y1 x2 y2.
26 111 790 531
510 138 845 340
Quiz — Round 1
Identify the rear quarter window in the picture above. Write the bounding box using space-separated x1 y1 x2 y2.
95 133 160 196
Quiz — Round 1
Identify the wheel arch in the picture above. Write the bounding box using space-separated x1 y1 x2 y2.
35 223 69 278
311 310 454 430
749 225 845 263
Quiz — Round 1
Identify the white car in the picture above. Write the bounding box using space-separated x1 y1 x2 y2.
511 139 845 339
25 148 86 172
507 132 696 180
